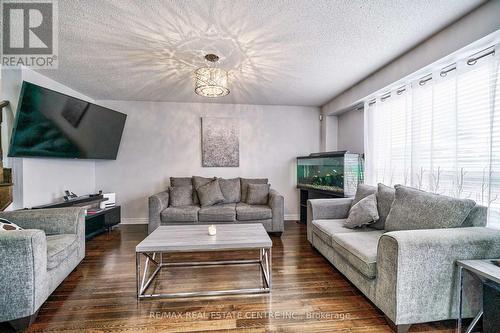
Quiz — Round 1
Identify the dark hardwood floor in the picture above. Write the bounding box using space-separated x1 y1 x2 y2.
7 222 456 332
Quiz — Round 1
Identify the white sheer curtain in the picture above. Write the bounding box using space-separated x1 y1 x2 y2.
365 45 500 228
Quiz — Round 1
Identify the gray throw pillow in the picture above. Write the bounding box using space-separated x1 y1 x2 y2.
351 184 377 207
344 194 379 229
192 176 215 204
246 183 270 205
373 183 395 230
241 178 268 202
385 185 476 231
170 177 192 187
218 177 241 203
169 186 194 207
196 179 225 207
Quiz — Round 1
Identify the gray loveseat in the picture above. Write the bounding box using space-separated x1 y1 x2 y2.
307 184 500 332
149 177 284 235
0 207 85 331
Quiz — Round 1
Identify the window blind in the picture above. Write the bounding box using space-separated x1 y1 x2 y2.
364 45 500 228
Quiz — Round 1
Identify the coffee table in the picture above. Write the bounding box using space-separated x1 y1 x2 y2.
135 223 272 299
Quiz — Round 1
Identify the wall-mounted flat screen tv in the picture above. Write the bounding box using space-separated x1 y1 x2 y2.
8 81 127 160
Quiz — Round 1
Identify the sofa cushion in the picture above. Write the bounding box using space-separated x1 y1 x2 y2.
312 219 372 245
246 183 270 205
161 205 200 222
331 230 384 279
46 234 78 270
236 203 272 221
344 194 379 228
462 205 488 227
170 177 192 187
385 185 476 231
373 183 395 230
169 186 194 207
197 179 225 207
351 184 377 207
199 203 236 222
193 176 215 204
218 178 241 203
241 178 268 203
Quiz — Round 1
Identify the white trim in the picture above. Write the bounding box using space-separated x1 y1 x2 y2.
120 215 300 225
284 214 299 221
120 218 148 225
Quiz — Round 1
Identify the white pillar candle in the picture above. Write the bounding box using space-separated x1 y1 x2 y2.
208 225 217 236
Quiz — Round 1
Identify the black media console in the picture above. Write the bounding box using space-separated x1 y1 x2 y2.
32 195 121 240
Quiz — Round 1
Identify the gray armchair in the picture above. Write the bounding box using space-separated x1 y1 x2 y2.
0 207 85 331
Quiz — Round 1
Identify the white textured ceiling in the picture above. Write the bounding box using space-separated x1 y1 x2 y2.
36 0 482 106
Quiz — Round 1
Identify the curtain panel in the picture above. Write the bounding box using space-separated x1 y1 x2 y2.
364 45 500 228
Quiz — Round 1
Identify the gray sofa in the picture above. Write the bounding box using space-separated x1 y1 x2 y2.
149 177 284 235
0 207 85 331
307 184 500 332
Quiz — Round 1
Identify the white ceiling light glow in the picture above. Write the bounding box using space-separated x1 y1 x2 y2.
194 54 230 98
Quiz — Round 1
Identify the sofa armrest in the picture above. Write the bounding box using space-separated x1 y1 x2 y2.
0 230 48 322
268 189 284 232
376 227 500 325
148 190 169 234
306 198 353 242
0 207 85 236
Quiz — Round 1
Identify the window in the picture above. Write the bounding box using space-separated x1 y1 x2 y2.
364 45 500 228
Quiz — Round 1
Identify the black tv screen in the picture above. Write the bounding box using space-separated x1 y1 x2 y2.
8 81 127 160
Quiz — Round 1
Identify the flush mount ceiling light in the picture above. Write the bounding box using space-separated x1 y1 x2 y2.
194 54 230 98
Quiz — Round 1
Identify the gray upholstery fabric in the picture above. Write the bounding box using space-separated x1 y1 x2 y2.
169 186 194 207
46 234 78 270
0 208 85 323
307 198 353 242
148 177 284 233
246 183 270 205
199 203 236 222
236 203 272 221
374 183 395 230
161 205 200 222
331 230 384 279
196 179 225 207
268 189 284 232
170 177 192 187
218 177 241 203
351 184 377 207
385 185 476 231
241 178 268 203
307 191 500 327
193 176 215 204
148 190 169 234
311 219 372 245
462 205 488 227
344 194 379 228
376 227 500 325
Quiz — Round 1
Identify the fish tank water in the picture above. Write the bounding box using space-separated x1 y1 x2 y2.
297 151 364 196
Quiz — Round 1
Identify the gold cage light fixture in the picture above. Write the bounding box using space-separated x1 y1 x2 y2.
194 54 230 98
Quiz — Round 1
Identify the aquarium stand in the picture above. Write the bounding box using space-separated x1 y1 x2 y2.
299 188 344 224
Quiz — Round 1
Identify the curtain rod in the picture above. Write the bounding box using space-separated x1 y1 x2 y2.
367 44 496 105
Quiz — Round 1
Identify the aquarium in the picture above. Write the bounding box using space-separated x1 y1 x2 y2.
297 151 364 196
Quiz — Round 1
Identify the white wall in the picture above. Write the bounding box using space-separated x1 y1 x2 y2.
1 68 96 208
337 108 364 153
94 101 320 222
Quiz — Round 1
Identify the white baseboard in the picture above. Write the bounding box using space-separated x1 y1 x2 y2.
120 214 300 225
120 218 148 225
284 214 300 221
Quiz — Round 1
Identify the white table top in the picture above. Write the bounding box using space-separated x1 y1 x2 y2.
136 223 273 253
457 259 500 285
